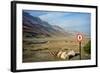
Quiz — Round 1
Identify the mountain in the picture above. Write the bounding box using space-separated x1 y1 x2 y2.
52 25 71 36
23 11 68 38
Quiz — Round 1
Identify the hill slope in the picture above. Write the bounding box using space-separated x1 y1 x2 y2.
23 12 69 38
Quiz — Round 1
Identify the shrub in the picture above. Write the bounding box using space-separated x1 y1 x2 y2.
83 40 91 54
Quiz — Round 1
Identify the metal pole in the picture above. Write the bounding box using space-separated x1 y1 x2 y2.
79 42 81 60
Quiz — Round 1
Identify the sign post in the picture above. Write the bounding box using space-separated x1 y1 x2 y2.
77 34 83 60
79 41 81 60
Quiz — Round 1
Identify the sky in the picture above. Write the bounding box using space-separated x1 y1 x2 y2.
24 10 91 35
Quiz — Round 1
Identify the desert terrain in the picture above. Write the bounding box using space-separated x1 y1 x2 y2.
23 36 90 62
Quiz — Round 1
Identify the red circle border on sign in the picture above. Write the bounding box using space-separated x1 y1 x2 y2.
76 33 83 42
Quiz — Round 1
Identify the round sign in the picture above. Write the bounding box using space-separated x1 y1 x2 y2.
77 34 83 42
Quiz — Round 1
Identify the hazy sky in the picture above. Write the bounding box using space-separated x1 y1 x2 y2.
24 10 91 35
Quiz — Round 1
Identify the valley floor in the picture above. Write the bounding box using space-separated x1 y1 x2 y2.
23 37 91 62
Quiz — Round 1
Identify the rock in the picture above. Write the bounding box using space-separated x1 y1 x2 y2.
57 51 63 58
67 50 75 56
60 52 67 59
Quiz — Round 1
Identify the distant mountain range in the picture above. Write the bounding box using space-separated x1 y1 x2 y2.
23 12 71 38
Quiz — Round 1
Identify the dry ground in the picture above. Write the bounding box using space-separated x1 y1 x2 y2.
23 36 90 63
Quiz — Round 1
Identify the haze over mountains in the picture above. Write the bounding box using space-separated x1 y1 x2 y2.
23 12 69 38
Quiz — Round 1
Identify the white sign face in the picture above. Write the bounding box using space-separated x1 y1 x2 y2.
77 34 83 42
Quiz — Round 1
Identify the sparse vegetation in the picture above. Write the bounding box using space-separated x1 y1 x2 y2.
23 37 90 62
83 40 91 54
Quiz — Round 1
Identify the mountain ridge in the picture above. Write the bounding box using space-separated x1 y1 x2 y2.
23 11 70 38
